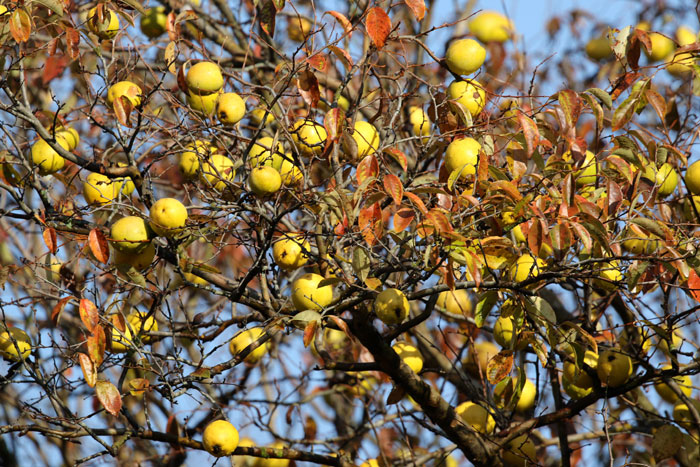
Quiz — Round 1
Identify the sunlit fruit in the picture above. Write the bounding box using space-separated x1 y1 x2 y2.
597 349 633 387
288 16 312 42
278 155 303 187
645 162 678 196
655 364 693 403
676 26 697 46
56 127 79 150
585 36 613 61
447 79 486 118
621 226 660 255
140 7 167 39
494 376 537 413
593 261 623 291
444 137 481 179
31 137 68 175
112 311 158 352
666 51 695 76
685 160 700 194
202 420 239 457
186 61 224 95
436 289 472 316
408 106 431 142
87 6 120 40
149 198 188 237
374 288 410 325
107 81 142 108
646 32 675 62
250 107 275 126
455 401 495 434
217 92 246 126
291 273 333 311
562 149 597 186
465 341 499 377
469 11 513 43
248 166 282 197
229 327 269 364
494 315 523 349
510 254 545 283
349 121 380 158
0 327 31 361
272 234 309 271
110 216 152 253
187 89 221 116
249 137 283 168
180 140 216 179
445 38 486 75
200 154 235 191
84 172 122 205
393 342 423 373
290 118 327 156
672 399 700 430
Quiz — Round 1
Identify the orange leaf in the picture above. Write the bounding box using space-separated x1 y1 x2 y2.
487 350 514 384
356 154 379 186
79 353 97 388
383 174 403 205
404 191 428 215
366 7 391 49
51 296 74 324
406 0 426 21
489 181 522 201
10 9 32 43
88 229 110 264
384 147 408 171
79 298 100 333
393 207 415 232
87 325 106 367
303 319 318 348
43 228 57 254
688 270 700 303
113 96 133 127
43 55 68 85
327 315 354 342
517 111 539 158
96 380 122 416
328 45 353 69
324 107 346 142
307 53 329 73
128 378 150 397
558 89 582 130
326 11 353 38
65 27 80 60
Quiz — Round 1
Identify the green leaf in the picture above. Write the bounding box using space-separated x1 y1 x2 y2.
585 87 613 109
34 0 63 16
352 247 371 282
474 290 498 328
612 93 638 131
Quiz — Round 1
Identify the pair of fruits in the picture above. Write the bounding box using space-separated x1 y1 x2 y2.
111 311 158 352
247 137 304 195
179 140 237 191
83 167 135 206
185 61 246 126
109 198 188 252
30 125 80 175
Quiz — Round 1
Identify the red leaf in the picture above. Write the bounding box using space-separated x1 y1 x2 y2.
51 296 74 324
517 111 539 157
326 11 353 38
324 108 346 142
393 208 415 232
65 27 80 60
88 229 110 264
79 298 100 333
384 147 408 171
10 9 32 43
688 270 700 303
95 380 122 416
558 89 582 130
43 228 58 254
366 7 391 49
87 325 106 367
358 203 383 246
307 53 329 73
527 218 544 257
383 174 403 205
406 0 426 21
79 353 97 388
356 154 379 186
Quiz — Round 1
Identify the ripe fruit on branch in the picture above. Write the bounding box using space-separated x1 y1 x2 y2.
0 327 31 361
685 160 700 194
464 341 499 377
655 364 693 403
444 137 481 180
455 401 495 434
493 315 524 349
249 137 283 168
186 61 224 95
445 38 486 75
200 154 235 191
501 434 537 466
272 234 309 271
562 349 599 399
187 89 221 116
83 172 133 205
87 6 120 40
179 140 216 179
469 11 513 43
290 118 327 156
107 81 142 108
291 273 333 311
596 349 633 387
621 225 660 255
140 7 167 39
248 166 282 196
111 311 158 352
217 92 246 126
288 16 312 42
202 420 239 457
408 106 431 142
348 121 380 159
374 288 409 325
510 254 545 283
435 289 472 316
229 328 269 364
562 149 597 186
392 342 423 373
113 242 156 272
585 36 613 61
447 79 486 118
645 32 675 62
149 198 188 237
31 137 68 175
493 376 537 413
110 216 152 253
645 162 678 197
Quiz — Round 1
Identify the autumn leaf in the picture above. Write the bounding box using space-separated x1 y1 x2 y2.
406 0 426 21
96 380 122 416
79 353 97 388
88 229 110 264
366 7 391 49
43 228 58 254
487 350 514 384
79 299 100 333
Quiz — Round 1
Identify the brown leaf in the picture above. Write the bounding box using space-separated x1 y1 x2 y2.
393 207 415 232
558 89 581 130
88 229 110 264
406 0 426 21
297 69 320 108
303 415 317 440
87 325 106 367
303 319 318 348
645 89 667 122
10 9 32 43
324 108 346 142
128 378 150 397
326 11 353 38
487 350 514 384
366 6 391 49
79 353 97 388
327 315 354 342
43 228 58 254
51 296 74 324
79 298 100 333
113 96 133 127
383 174 403 205
386 385 405 405
65 27 80 60
356 154 379 186
96 380 122 416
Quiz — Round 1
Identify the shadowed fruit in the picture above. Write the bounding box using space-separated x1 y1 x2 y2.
250 107 275 125
202 420 239 457
585 36 613 61
111 311 158 352
447 79 486 118
562 149 597 186
672 399 700 430
289 16 312 42
494 377 537 413
200 154 235 191
408 106 431 142
248 166 282 196
597 349 633 387
179 140 216 179
445 38 486 75
110 216 152 253
186 61 224 95
248 136 283 168
469 11 513 43
149 198 188 237
0 327 31 361
229 328 269 364
31 137 68 175
393 342 423 373
494 315 524 349
502 434 537 466
444 137 481 179
374 288 409 324
455 401 495 434
113 242 156 272
272 234 309 271
87 7 120 40
655 364 693 403
140 7 167 38
217 92 246 126
187 89 221 116
465 341 499 377
291 273 333 311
